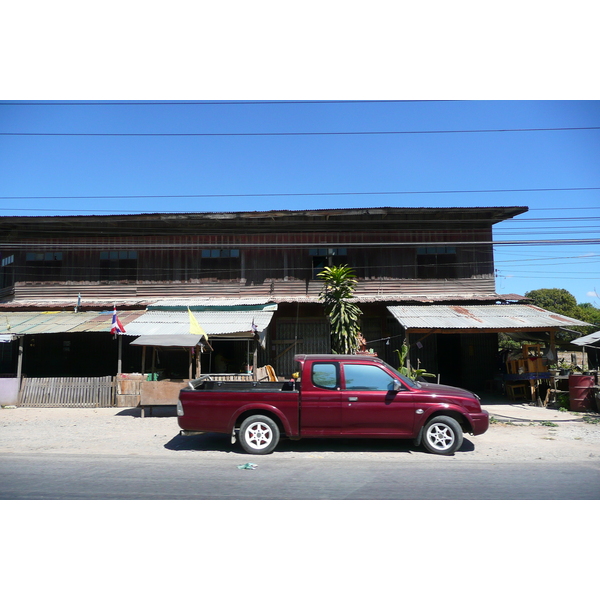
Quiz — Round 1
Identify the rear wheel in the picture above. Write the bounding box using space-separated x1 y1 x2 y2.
422 416 463 455
239 415 280 455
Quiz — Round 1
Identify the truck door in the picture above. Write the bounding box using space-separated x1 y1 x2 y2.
299 361 343 435
340 362 415 435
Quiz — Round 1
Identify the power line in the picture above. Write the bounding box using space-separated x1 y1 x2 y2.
0 100 446 106
1 239 599 250
2 126 599 137
1 187 599 202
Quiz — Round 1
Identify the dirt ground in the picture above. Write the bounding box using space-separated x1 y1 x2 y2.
1 403 600 462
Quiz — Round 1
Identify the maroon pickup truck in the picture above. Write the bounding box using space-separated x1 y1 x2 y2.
177 354 489 456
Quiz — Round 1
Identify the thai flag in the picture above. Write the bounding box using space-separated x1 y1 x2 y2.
111 306 126 334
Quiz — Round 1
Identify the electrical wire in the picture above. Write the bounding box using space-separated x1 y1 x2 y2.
2 127 599 137
0 188 598 204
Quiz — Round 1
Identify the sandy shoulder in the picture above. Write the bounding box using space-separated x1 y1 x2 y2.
1 406 600 462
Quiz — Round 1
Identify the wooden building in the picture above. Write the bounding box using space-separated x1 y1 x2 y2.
0 206 590 406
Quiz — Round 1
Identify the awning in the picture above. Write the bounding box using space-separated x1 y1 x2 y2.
124 309 275 339
571 330 600 348
130 334 203 347
0 334 16 343
387 304 591 332
0 310 144 335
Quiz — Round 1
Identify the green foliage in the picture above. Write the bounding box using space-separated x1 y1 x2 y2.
525 287 600 335
498 333 523 350
525 288 578 315
318 265 363 354
394 342 436 380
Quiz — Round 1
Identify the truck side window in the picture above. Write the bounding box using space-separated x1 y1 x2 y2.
343 364 396 391
312 363 339 390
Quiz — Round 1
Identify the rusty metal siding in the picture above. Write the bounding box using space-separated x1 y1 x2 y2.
3 225 496 286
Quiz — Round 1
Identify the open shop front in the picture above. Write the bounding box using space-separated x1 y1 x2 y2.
119 303 277 413
0 309 144 407
386 304 591 405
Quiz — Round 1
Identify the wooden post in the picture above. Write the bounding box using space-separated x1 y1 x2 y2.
195 345 201 377
141 346 146 376
253 341 258 381
117 335 123 375
188 348 193 379
549 330 556 364
151 346 156 378
16 336 24 388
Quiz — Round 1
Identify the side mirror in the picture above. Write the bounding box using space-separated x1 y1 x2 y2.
393 380 403 391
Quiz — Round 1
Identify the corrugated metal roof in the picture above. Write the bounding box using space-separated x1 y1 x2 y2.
149 298 278 310
124 310 274 338
387 304 591 330
571 330 600 347
0 311 144 335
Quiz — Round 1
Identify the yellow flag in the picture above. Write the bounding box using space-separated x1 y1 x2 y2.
188 307 208 340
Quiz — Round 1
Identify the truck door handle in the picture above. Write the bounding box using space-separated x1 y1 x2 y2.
348 397 358 402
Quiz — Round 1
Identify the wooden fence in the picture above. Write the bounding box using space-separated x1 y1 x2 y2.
19 376 115 408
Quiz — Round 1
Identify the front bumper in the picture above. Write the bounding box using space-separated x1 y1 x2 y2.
470 410 490 436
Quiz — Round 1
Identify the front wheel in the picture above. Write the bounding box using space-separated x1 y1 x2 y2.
239 415 280 455
421 416 463 455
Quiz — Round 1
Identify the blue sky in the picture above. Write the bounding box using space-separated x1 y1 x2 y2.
1 100 598 304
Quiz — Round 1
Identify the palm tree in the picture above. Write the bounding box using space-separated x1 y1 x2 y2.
318 264 363 354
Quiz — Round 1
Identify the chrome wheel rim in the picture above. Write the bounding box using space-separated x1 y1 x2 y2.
426 423 455 451
244 422 273 450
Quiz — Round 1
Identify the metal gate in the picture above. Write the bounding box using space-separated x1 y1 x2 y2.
19 376 116 407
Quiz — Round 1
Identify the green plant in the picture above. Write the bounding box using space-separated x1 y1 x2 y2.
557 392 570 410
318 265 363 355
583 416 600 425
540 421 559 427
394 342 436 381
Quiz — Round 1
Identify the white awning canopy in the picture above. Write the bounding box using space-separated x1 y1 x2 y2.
124 309 275 339
130 334 203 347
571 330 600 348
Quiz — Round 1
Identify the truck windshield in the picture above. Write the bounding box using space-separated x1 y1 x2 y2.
384 363 422 389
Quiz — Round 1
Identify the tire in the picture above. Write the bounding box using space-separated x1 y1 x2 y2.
239 415 280 455
421 416 463 455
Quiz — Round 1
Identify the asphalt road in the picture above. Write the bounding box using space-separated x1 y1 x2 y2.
2 451 599 499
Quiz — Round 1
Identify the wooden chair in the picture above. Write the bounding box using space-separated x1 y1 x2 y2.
505 382 528 401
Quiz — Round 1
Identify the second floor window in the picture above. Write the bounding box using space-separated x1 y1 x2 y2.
201 248 240 279
0 254 15 288
417 246 457 279
100 251 138 281
26 252 63 281
309 248 347 279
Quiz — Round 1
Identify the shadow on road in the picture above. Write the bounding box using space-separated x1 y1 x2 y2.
116 407 177 418
164 432 476 455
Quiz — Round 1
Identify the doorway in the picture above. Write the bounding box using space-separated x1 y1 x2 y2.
436 334 462 387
